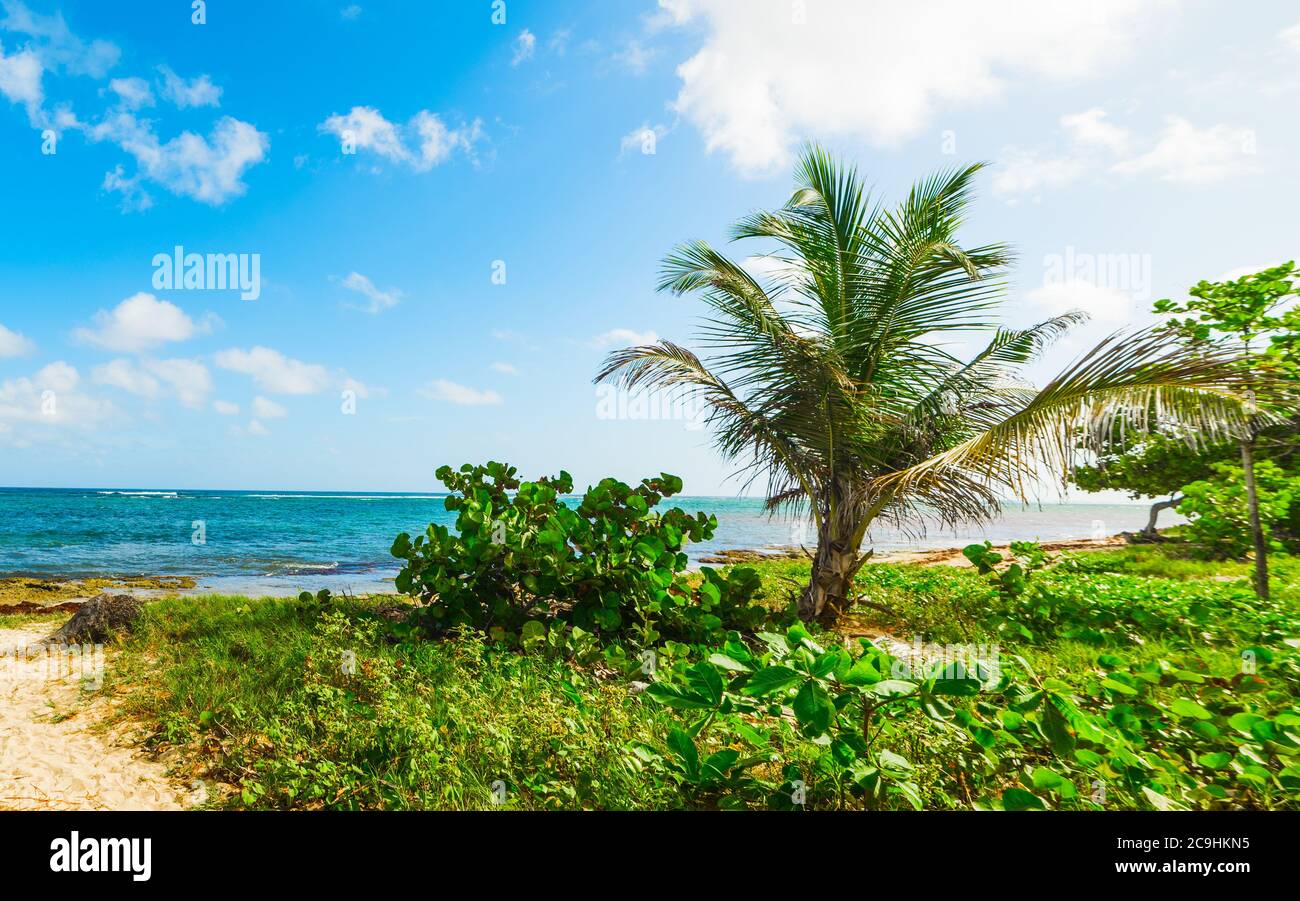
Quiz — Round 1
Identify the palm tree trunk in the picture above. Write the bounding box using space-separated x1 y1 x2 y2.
798 538 862 621
1240 437 1270 599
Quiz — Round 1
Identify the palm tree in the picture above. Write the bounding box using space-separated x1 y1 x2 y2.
596 145 1254 622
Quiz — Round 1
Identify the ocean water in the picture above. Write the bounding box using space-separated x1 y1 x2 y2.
0 487 1175 597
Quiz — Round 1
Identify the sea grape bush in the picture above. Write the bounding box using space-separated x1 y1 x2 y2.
390 462 766 640
637 624 1300 810
1179 460 1300 559
635 623 994 809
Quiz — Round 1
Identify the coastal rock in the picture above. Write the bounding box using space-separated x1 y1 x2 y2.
47 593 143 644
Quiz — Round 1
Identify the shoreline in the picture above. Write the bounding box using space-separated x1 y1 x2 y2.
0 534 1134 610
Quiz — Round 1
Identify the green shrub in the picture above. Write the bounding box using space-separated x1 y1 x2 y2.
1179 460 1299 558
390 462 766 641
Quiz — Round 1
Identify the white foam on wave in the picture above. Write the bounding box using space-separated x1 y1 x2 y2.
246 494 441 500
96 491 180 498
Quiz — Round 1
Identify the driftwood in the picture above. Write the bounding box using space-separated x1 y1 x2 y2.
46 593 142 644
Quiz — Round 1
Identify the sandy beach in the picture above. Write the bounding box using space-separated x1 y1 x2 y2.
0 623 193 811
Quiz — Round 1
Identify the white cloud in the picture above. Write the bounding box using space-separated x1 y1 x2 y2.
660 0 1168 176
92 358 159 397
212 399 239 416
490 362 519 375
156 65 221 108
74 293 204 353
0 361 115 434
251 395 287 419
147 358 211 408
1026 282 1135 324
995 109 1255 202
108 76 153 109
1060 107 1130 154
1111 117 1257 184
512 29 536 66
991 148 1088 202
0 322 34 357
340 5 362 21
0 3 263 207
337 271 402 313
591 328 660 348
214 346 331 395
87 112 268 206
92 357 212 408
0 0 120 78
245 419 270 437
0 39 43 120
1281 21 1300 51
318 106 483 172
340 376 375 399
419 379 503 406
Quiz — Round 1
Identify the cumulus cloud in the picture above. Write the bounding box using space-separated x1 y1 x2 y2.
341 5 362 21
87 112 268 206
212 399 239 416
1060 108 1131 154
74 293 206 353
658 0 1168 176
590 328 659 348
318 106 483 172
214 346 332 395
418 379 503 406
0 361 115 435
0 322 34 357
156 64 221 108
91 357 212 408
0 40 43 119
490 362 519 375
1111 117 1257 184
995 110 1254 202
251 395 287 419
337 271 402 314
991 148 1089 203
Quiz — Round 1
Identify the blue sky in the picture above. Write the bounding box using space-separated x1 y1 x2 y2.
1 0 1298 494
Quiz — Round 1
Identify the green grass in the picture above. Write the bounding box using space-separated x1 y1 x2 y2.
95 541 1299 810
108 595 680 810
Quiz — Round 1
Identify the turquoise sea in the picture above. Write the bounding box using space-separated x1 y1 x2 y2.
0 487 1175 596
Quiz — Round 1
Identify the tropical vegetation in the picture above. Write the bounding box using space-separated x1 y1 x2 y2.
596 146 1257 621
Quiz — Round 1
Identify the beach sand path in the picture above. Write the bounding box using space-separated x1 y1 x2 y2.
0 625 190 811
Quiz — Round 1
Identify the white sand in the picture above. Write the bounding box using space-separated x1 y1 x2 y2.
0 626 191 811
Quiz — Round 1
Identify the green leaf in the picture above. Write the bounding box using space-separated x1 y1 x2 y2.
743 666 805 697
1002 788 1045 811
1041 701 1075 755
1170 698 1213 720
868 680 917 700
1197 751 1232 769
666 728 699 779
792 681 835 735
707 653 751 673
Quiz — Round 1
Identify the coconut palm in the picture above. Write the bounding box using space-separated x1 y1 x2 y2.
596 145 1254 622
